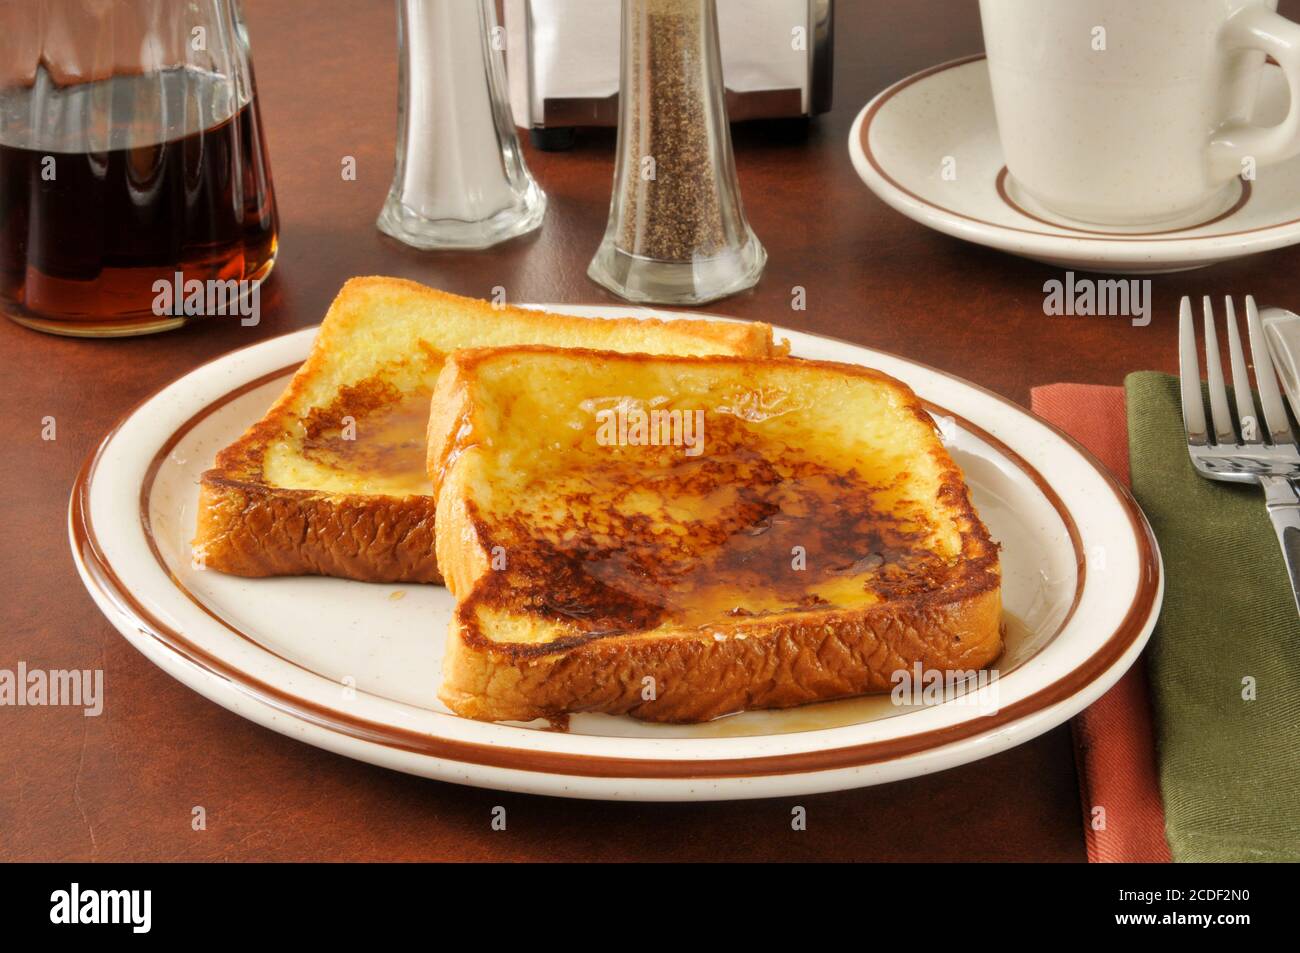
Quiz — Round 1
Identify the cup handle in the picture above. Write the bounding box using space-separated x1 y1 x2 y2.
1210 4 1300 180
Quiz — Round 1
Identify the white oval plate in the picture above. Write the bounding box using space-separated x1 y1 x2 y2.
70 305 1162 800
849 55 1300 274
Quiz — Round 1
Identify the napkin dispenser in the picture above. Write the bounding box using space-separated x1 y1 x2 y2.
502 0 834 148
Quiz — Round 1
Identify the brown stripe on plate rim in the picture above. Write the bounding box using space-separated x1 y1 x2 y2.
859 54 1292 243
143 361 1077 682
70 329 1160 780
137 362 1078 686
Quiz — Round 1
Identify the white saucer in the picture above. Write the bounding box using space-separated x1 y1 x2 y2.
849 54 1300 274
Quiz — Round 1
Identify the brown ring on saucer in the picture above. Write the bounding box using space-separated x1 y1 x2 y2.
860 53 1295 243
995 167 1253 236
70 329 1161 781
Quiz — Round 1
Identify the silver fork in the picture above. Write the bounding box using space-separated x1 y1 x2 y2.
1179 295 1300 616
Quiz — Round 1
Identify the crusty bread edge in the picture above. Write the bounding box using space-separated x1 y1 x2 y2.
194 477 442 583
428 346 1003 723
193 277 780 583
438 583 1003 723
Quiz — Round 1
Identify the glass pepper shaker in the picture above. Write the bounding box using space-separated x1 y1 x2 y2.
588 0 766 305
378 0 545 249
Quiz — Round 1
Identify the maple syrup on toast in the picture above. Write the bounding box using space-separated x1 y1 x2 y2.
468 406 978 643
300 388 435 496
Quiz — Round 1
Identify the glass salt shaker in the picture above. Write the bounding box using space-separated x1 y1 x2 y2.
588 0 766 305
378 0 545 249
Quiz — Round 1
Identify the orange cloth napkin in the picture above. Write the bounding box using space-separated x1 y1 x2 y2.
1030 383 1171 863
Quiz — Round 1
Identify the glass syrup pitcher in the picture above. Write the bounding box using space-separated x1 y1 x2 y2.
0 0 278 336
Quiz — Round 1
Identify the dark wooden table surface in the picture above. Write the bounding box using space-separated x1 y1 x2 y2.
6 0 1299 862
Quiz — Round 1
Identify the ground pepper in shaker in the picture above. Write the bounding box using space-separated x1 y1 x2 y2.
588 0 766 304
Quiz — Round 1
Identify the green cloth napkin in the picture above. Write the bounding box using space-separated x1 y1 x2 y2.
1126 372 1300 862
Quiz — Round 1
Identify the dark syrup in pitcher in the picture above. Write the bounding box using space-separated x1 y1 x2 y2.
0 68 277 334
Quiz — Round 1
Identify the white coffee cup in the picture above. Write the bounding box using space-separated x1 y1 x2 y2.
979 0 1300 226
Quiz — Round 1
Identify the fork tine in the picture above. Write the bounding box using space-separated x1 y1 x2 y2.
1246 296 1296 444
1224 297 1261 443
1179 296 1208 444
1203 296 1237 444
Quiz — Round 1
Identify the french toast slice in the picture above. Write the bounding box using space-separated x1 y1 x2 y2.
428 347 1003 723
193 278 779 583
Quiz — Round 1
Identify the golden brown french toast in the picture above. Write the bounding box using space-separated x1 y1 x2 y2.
193 278 780 583
428 346 1003 723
